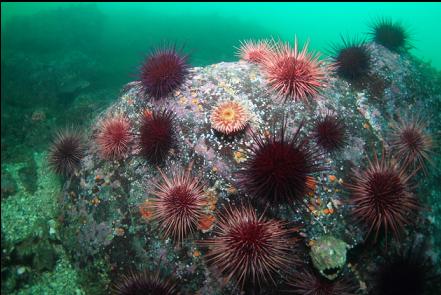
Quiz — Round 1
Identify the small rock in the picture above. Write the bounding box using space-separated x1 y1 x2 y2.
33 245 58 272
310 235 348 280
17 266 27 275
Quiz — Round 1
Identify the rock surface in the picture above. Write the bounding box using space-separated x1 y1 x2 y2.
58 43 441 294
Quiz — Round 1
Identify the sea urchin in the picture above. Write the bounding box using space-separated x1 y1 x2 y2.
374 242 441 295
48 129 85 176
140 46 189 100
332 37 371 81
148 168 206 243
370 18 410 52
96 115 132 160
237 39 273 64
287 268 359 295
312 112 347 153
139 109 176 165
113 268 178 295
346 151 419 242
237 120 324 208
389 116 433 174
210 100 249 135
261 37 328 103
201 204 298 287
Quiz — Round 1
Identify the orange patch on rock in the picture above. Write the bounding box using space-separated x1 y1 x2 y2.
198 214 216 232
139 200 154 220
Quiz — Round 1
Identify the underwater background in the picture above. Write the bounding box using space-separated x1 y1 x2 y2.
1 2 441 295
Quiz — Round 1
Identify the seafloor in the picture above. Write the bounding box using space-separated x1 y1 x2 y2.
2 41 441 294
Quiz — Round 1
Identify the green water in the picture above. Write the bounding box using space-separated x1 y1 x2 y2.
1 3 441 295
2 2 441 160
3 2 441 68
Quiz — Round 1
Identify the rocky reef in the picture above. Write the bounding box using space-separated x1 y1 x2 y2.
45 41 441 294
2 37 441 294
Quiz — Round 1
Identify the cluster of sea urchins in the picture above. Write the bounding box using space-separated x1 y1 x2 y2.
345 115 433 244
49 20 412 176
47 18 439 295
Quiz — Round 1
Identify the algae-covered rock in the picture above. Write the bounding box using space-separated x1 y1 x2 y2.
1 170 17 199
55 42 441 294
1 153 60 245
17 157 38 195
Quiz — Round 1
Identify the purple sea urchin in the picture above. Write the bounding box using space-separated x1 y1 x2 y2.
332 37 371 81
389 115 433 174
237 120 324 207
346 151 419 242
312 112 347 153
287 268 359 295
140 46 189 100
48 129 84 176
139 109 176 165
370 18 410 52
113 268 178 295
374 242 441 295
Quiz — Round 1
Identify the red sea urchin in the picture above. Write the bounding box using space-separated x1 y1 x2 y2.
113 268 178 295
96 115 132 160
48 129 84 176
140 46 189 100
237 39 273 64
149 168 206 243
346 151 419 242
139 109 176 165
389 116 433 174
237 120 324 208
287 268 359 295
312 112 347 153
261 37 328 103
201 204 298 287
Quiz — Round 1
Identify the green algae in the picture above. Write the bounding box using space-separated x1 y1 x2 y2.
1 152 60 244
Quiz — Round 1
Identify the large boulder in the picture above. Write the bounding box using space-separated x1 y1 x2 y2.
59 43 441 294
